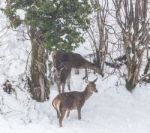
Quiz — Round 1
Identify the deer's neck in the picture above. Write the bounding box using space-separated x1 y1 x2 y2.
82 87 93 101
84 60 97 70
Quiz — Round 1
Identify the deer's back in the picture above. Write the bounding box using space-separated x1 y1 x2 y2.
55 91 85 110
53 51 87 69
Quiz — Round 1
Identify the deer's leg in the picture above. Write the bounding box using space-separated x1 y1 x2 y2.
62 82 65 93
54 69 62 93
54 73 61 93
56 81 61 94
83 68 88 80
67 78 71 91
59 108 66 127
56 79 61 94
77 107 81 120
67 111 70 118
67 83 70 91
67 69 71 91
56 109 60 118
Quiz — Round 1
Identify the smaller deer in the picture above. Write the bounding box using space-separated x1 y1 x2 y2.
53 67 71 94
52 78 98 127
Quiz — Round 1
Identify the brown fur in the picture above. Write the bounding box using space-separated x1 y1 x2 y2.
52 78 98 127
52 51 102 93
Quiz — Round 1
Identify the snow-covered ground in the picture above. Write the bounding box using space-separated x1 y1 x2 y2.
0 6 150 133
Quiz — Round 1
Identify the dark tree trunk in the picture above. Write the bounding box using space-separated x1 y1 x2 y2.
126 74 137 92
125 57 140 92
29 28 50 102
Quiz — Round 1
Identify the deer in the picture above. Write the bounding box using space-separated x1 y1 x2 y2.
52 78 98 127
53 66 71 94
52 50 103 93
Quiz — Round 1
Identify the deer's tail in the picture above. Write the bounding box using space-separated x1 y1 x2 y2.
52 98 61 116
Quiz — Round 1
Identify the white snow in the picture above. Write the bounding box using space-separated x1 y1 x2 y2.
0 4 150 133
16 9 26 20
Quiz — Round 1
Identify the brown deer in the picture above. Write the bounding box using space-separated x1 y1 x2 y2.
53 66 71 94
52 78 98 127
52 50 102 93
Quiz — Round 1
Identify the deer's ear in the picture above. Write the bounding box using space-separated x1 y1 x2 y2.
92 77 98 83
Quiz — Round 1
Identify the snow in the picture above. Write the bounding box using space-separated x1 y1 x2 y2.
16 9 26 20
0 72 150 133
0 4 150 133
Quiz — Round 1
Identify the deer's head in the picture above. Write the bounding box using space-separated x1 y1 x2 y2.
86 78 98 93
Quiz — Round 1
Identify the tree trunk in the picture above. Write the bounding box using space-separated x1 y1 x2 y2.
125 54 142 91
126 63 138 91
30 38 50 102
